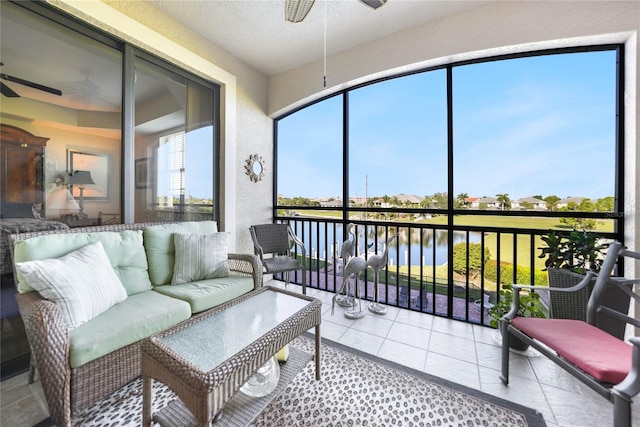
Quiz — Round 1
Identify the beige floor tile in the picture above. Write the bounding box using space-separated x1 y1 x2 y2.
377 339 427 371
394 308 434 330
386 322 431 350
0 394 49 427
349 312 394 338
318 319 349 342
431 315 476 338
472 323 501 346
427 331 477 364
424 351 481 390
338 328 384 355
542 382 615 427
478 366 552 419
322 306 358 328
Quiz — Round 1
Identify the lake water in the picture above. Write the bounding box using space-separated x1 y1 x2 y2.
292 221 481 266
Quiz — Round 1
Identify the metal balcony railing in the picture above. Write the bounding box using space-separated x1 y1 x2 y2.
271 210 620 327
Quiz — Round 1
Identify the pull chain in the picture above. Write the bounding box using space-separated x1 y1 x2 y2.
323 0 327 88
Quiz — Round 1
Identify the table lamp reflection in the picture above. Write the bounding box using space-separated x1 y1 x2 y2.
69 170 95 219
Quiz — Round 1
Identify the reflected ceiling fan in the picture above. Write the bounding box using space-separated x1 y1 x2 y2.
285 0 388 23
0 62 62 98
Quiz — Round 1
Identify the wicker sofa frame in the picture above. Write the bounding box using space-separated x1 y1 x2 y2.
9 222 263 427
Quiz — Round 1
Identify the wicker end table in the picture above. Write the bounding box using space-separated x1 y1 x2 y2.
141 286 322 426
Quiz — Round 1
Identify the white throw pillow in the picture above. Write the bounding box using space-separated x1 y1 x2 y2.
171 232 230 285
16 241 128 329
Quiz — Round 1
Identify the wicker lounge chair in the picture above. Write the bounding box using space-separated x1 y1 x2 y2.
500 241 640 427
250 223 307 294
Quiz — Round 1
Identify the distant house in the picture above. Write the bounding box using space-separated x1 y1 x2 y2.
464 197 479 206
373 194 423 208
396 194 423 205
557 197 587 209
317 198 343 207
512 197 548 210
471 196 500 209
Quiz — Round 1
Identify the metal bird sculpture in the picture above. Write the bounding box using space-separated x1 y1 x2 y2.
336 223 357 307
332 254 367 319
367 233 399 315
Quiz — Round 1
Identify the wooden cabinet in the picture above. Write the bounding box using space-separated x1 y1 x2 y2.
0 124 48 209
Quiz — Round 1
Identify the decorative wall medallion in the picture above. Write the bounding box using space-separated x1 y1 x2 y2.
245 154 265 183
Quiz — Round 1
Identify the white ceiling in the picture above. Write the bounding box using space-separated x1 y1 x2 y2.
147 0 489 76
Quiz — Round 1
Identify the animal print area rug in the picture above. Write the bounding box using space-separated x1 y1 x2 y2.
251 335 546 427
72 335 545 426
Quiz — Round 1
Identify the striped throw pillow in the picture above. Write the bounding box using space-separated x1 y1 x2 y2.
16 241 128 329
171 232 230 285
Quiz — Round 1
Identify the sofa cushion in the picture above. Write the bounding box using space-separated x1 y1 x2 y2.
16 242 128 329
153 276 255 313
172 232 230 285
144 221 218 286
68 290 191 368
13 230 151 296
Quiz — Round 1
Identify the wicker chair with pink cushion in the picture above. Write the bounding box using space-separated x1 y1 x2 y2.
500 241 640 427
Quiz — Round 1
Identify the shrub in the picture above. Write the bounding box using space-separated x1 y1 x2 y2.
488 283 546 328
484 260 547 286
452 242 490 274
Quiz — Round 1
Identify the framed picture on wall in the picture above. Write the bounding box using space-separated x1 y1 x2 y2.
67 149 110 200
135 157 151 189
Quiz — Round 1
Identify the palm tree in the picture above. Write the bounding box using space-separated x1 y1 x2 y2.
496 193 511 211
456 193 469 208
544 195 561 212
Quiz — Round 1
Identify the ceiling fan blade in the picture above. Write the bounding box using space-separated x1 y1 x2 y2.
0 73 62 96
285 0 315 23
0 81 20 98
359 0 388 10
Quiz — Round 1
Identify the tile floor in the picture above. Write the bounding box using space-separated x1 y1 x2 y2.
2 280 638 426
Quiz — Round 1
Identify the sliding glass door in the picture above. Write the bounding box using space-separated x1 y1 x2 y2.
133 57 216 223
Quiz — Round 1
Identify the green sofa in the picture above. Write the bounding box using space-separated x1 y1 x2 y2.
10 221 262 427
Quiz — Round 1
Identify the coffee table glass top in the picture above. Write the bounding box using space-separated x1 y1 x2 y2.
158 289 312 372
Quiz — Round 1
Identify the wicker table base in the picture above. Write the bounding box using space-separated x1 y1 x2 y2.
141 286 322 426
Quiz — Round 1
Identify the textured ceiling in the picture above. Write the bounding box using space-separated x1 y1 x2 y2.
147 0 489 76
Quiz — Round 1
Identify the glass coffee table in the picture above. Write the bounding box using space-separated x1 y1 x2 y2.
141 286 322 426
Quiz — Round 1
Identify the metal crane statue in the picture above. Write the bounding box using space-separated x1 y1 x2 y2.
332 254 368 319
366 233 399 315
336 223 357 308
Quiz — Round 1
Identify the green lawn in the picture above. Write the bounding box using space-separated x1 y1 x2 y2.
420 214 612 232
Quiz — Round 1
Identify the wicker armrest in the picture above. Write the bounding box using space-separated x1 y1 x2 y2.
513 271 595 294
504 271 596 321
16 291 71 426
288 228 306 258
228 253 263 289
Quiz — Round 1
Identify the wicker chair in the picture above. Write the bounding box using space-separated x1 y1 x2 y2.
249 223 307 294
500 241 640 427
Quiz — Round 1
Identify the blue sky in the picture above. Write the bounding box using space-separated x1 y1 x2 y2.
277 49 617 201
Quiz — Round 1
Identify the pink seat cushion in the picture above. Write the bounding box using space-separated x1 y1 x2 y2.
511 317 631 384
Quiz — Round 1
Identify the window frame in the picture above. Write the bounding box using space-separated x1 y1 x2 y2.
274 45 625 240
